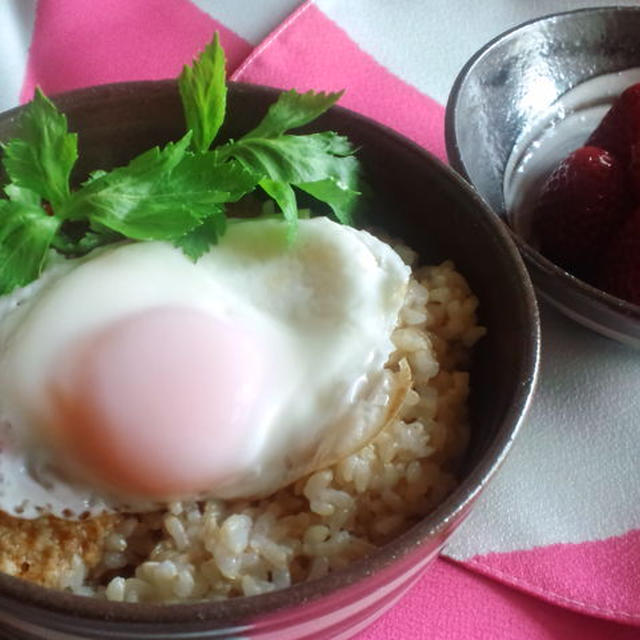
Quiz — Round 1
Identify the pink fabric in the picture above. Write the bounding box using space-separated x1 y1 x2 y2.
20 0 251 103
231 2 446 161
359 558 639 640
462 529 640 624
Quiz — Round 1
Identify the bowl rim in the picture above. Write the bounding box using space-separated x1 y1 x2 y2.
0 79 540 626
444 5 640 331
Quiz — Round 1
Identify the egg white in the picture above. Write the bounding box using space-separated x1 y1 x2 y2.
0 217 410 518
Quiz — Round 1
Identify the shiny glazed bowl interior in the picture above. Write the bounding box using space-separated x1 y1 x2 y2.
0 81 539 639
445 6 640 347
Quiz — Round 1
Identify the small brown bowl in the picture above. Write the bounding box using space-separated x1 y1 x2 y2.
0 81 539 639
446 6 640 347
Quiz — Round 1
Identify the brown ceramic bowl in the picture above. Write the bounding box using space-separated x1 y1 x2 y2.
446 6 640 347
0 81 539 639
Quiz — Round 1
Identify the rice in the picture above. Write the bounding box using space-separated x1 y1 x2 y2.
86 258 483 603
0 257 485 602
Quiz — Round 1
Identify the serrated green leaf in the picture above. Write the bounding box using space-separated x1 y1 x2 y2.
51 222 124 256
0 34 364 293
174 209 227 260
58 135 258 243
259 178 298 243
1 88 77 211
82 169 109 185
4 184 41 207
58 134 193 237
217 125 361 230
58 135 200 239
218 132 358 187
179 33 227 153
243 89 343 139
297 178 358 225
0 199 59 294
170 154 259 204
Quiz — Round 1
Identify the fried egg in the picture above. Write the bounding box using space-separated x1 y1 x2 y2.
0 217 410 519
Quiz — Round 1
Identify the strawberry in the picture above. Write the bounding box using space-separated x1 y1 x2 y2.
532 145 631 272
596 206 640 305
587 82 640 165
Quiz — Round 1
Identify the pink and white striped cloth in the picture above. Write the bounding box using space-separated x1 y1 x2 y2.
3 1 640 638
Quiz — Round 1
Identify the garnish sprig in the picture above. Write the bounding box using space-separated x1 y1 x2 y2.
0 32 362 295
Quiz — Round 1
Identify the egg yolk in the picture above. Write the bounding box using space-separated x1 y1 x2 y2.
48 307 270 498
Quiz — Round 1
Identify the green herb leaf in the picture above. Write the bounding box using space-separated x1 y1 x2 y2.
217 131 360 227
243 90 343 139
51 222 125 256
174 209 227 260
82 169 109 185
170 157 259 258
2 88 77 211
58 134 195 239
59 135 258 245
259 178 298 242
4 184 41 207
0 199 59 294
297 178 358 225
218 132 358 188
170 153 259 205
0 34 364 295
178 33 227 154
59 134 199 238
